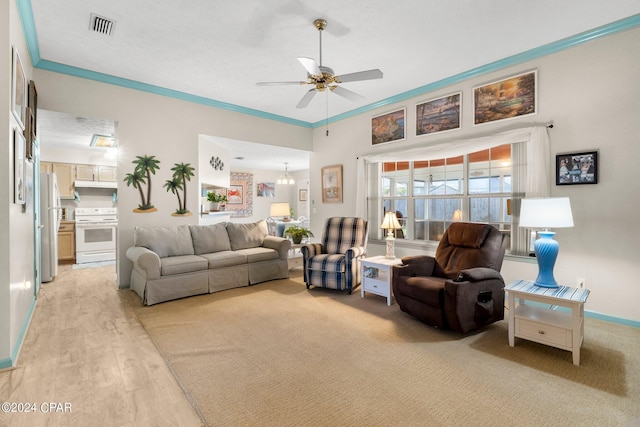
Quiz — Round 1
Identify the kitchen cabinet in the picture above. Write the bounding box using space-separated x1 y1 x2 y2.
97 165 117 182
76 164 96 181
52 163 75 198
40 161 52 174
76 164 117 182
58 221 75 263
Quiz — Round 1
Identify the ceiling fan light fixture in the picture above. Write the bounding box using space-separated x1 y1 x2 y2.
255 18 383 110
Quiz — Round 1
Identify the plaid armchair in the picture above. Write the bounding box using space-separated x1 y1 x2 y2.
301 217 368 294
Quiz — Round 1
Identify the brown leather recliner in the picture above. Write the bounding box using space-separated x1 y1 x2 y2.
392 222 507 333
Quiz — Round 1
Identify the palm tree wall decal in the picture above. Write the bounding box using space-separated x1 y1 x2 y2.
166 162 195 216
124 155 160 212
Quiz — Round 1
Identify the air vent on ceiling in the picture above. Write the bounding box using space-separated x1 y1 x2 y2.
90 13 116 36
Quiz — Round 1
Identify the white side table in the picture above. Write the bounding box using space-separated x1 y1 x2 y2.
505 279 590 365
288 244 303 269
360 256 402 306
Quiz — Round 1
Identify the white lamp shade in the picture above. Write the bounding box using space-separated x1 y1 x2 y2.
270 202 290 217
519 197 574 229
380 212 401 230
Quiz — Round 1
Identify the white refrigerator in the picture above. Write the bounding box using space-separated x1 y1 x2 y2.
41 173 61 282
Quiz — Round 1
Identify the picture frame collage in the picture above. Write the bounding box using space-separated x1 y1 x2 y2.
370 70 538 146
12 46 39 208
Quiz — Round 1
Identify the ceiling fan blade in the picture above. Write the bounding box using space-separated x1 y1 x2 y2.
298 57 322 77
335 69 383 83
331 85 364 102
256 81 306 86
296 88 317 109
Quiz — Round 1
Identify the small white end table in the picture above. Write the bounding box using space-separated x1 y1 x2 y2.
360 256 402 306
288 244 303 269
505 279 590 365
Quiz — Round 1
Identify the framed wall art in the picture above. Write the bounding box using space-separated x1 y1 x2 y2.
14 128 26 205
227 172 253 217
416 92 461 136
321 164 343 203
257 182 275 197
299 189 307 202
473 70 537 125
556 151 598 185
11 47 27 130
372 108 405 145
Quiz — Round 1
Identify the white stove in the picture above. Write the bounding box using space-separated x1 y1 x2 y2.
75 207 118 264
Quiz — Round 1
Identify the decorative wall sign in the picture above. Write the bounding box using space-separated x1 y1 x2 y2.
226 172 253 217
210 156 224 170
473 70 537 125
416 92 461 136
372 108 405 145
556 151 598 185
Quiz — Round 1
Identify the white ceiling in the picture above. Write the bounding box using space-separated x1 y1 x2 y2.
30 1 640 170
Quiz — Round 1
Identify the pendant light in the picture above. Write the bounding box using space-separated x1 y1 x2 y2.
277 162 295 185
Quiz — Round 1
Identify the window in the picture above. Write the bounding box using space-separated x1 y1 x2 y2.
373 144 513 252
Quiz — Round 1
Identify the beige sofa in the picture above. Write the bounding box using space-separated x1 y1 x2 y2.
126 220 291 305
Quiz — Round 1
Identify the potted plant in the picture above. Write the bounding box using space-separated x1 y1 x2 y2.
283 225 314 244
207 191 227 211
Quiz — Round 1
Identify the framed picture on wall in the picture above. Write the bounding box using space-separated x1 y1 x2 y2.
299 189 307 202
11 47 27 130
473 70 537 125
14 128 26 205
416 92 461 136
371 108 405 145
556 150 598 185
321 164 343 203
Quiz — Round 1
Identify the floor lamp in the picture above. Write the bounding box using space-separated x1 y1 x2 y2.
519 197 574 288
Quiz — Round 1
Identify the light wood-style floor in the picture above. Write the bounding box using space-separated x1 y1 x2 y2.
0 264 204 427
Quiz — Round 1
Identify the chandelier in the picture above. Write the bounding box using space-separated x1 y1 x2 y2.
277 162 295 185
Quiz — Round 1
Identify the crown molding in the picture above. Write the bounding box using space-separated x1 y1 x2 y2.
15 0 640 130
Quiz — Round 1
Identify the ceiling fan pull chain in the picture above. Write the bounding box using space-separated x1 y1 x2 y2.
326 90 330 136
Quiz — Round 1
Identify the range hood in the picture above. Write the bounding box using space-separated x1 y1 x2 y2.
74 180 118 189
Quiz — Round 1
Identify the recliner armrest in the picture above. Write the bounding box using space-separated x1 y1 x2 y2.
301 243 325 260
456 267 503 282
393 256 436 278
345 246 367 259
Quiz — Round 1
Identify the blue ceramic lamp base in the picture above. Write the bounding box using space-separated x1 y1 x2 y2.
533 231 560 288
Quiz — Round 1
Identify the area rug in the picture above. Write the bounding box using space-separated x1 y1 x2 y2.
71 260 116 269
133 272 640 427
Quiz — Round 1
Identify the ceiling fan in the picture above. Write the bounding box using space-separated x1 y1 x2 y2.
256 19 383 109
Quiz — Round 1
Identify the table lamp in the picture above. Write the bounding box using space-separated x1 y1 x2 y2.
381 212 402 259
270 202 291 221
519 197 574 288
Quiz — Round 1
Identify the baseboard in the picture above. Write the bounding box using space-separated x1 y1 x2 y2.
0 298 38 369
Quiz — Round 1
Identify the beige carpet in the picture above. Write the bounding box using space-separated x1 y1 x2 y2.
133 271 640 427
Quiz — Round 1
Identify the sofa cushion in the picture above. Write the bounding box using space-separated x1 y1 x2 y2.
226 220 268 250
160 255 208 276
135 225 194 258
235 247 279 263
189 223 232 255
199 251 248 269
